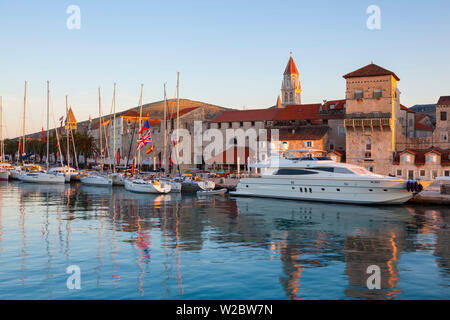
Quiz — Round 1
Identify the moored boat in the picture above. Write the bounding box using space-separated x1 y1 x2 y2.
124 178 171 194
230 149 433 205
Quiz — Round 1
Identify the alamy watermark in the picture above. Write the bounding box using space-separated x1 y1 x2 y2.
66 5 81 30
366 265 381 289
366 5 381 30
66 265 81 290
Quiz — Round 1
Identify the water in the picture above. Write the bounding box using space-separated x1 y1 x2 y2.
0 181 448 300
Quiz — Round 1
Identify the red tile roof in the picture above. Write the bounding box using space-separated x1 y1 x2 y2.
210 108 280 123
284 56 299 75
395 148 450 166
343 63 400 81
415 122 434 131
279 127 328 140
273 104 321 121
324 99 346 111
437 96 450 105
400 104 415 113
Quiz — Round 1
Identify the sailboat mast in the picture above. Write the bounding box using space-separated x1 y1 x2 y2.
163 83 167 173
176 72 180 172
113 82 116 173
46 81 50 171
23 80 27 157
65 95 70 168
137 83 144 171
98 87 103 170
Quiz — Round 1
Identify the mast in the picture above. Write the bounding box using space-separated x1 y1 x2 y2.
176 72 180 173
163 83 167 173
137 83 144 171
46 81 50 171
23 81 27 159
98 87 103 171
65 95 70 168
113 82 116 173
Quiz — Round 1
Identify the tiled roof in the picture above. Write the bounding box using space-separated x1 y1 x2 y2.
415 122 434 131
274 104 321 121
210 108 280 123
279 126 329 140
343 63 400 81
324 99 346 111
437 96 450 105
284 56 299 75
395 148 450 166
400 104 415 113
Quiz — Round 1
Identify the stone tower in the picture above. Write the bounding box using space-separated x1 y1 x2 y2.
343 63 401 174
281 54 301 106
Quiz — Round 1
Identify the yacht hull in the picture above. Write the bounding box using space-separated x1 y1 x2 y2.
80 175 112 186
230 177 431 205
124 179 171 194
20 173 66 184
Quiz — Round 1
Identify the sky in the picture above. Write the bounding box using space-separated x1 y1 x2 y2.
0 0 449 138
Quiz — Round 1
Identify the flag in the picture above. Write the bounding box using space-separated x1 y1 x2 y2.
138 120 150 135
146 145 154 154
117 150 120 165
89 114 92 122
137 131 152 150
42 127 46 143
59 116 64 122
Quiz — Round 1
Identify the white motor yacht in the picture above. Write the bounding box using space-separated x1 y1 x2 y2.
124 178 171 194
230 149 433 205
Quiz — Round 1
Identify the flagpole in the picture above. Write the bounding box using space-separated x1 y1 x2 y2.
137 83 144 172
46 81 50 171
23 80 27 161
66 95 70 168
163 83 167 174
176 72 180 173
98 87 103 172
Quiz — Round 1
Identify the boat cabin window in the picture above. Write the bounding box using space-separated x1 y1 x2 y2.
274 169 318 175
312 167 354 174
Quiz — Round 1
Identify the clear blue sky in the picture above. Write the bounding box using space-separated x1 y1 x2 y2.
1 0 449 138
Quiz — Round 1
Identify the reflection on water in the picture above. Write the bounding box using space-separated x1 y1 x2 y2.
0 181 448 300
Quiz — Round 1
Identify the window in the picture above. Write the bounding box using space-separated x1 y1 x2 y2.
374 88 382 98
431 170 438 179
427 155 436 163
329 104 335 110
251 121 255 127
330 144 334 150
338 126 346 136
289 92 293 101
355 89 363 99
397 169 402 176
366 138 372 151
441 111 447 121
440 131 448 142
408 170 414 180
274 169 319 175
420 170 426 177
239 122 243 127
402 155 412 163
444 170 450 177
305 141 313 148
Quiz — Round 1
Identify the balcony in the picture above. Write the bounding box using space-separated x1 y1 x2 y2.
344 113 392 131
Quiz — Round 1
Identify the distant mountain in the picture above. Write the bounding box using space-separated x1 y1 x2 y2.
410 104 436 121
22 99 231 140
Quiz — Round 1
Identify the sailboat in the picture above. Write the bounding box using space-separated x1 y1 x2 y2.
21 81 65 184
80 87 112 187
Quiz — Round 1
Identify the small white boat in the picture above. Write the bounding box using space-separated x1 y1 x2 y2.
80 173 112 186
124 178 171 194
0 163 13 181
197 188 227 196
160 178 182 192
47 166 79 183
11 164 43 180
20 171 66 184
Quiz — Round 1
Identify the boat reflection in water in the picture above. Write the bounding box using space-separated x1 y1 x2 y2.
0 182 447 300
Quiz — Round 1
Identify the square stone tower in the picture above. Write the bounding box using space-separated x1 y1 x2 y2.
343 63 401 174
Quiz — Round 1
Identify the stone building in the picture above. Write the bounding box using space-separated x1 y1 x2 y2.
343 63 402 174
281 54 302 106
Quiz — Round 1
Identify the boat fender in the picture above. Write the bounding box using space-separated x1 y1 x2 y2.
412 181 418 193
416 183 423 192
406 181 411 192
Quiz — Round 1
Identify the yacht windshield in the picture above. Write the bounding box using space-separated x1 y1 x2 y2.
350 167 374 175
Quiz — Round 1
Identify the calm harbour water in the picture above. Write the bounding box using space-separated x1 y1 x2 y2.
0 180 448 300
